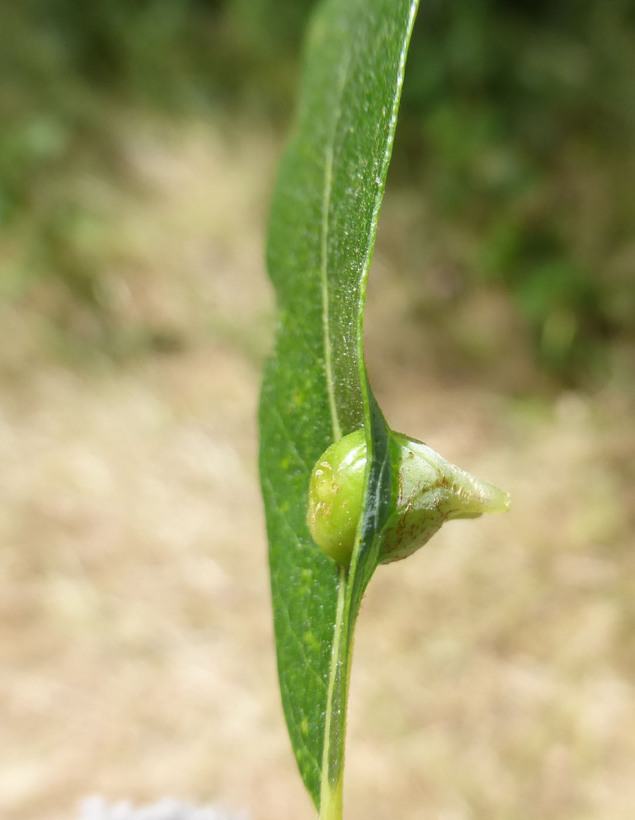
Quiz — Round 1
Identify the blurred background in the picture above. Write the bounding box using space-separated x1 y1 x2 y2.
1 1 634 818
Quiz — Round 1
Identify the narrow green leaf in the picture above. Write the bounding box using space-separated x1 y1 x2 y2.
259 0 419 809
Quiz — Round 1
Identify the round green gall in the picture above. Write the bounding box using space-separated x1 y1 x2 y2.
308 427 510 567
306 429 367 566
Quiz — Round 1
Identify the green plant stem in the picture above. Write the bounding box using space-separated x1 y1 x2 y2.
319 774 343 820
319 566 349 820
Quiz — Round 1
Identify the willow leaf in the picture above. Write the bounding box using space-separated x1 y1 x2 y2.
259 0 419 811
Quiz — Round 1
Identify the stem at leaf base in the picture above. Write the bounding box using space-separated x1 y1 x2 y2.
319 566 348 820
319 774 343 820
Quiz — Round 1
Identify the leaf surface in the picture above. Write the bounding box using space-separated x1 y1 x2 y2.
259 0 419 807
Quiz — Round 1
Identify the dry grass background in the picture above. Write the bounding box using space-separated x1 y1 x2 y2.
1 116 634 820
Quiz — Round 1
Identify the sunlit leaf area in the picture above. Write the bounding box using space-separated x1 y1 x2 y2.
1 2 634 819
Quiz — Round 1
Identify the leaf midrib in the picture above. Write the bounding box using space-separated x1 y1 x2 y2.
319 57 351 443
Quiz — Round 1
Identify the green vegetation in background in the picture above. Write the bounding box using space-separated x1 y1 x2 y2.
396 0 635 385
1 0 633 385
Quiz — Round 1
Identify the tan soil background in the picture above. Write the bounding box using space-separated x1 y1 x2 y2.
2 117 634 820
